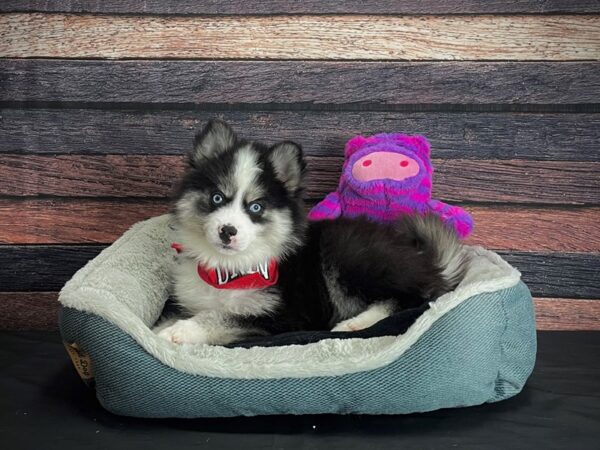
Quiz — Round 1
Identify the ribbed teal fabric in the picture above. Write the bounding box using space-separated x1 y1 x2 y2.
59 281 536 418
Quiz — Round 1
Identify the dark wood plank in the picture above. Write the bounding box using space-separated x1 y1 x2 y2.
2 199 599 253
498 252 600 299
2 14 599 60
3 60 599 105
1 155 598 205
1 246 598 299
0 292 58 330
431 159 600 205
0 199 171 244
466 207 600 253
1 294 599 331
2 1 599 14
2 109 599 161
0 155 181 198
0 246 103 292
534 298 600 331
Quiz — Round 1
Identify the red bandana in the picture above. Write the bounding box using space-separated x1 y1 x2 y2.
171 243 279 290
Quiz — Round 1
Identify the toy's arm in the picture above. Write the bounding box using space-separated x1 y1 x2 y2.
428 199 474 239
308 192 343 221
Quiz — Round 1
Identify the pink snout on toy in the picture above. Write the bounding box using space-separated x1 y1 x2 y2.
351 151 420 182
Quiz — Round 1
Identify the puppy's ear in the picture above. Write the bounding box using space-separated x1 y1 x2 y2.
191 120 236 165
269 141 305 193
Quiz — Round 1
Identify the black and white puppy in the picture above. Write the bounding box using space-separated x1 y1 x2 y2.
155 120 467 345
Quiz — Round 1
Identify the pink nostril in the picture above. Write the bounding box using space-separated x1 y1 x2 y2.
362 160 372 167
400 160 409 167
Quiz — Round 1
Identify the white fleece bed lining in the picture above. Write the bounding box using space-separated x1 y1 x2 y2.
59 215 521 380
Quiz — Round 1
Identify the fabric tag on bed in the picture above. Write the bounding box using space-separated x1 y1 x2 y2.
63 342 94 386
197 259 279 290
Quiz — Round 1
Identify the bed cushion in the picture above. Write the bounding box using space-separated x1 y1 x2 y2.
58 215 536 417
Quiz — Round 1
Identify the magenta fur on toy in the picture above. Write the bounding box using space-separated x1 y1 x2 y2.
308 133 474 239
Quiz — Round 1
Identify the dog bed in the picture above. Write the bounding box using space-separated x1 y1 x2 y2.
58 214 536 418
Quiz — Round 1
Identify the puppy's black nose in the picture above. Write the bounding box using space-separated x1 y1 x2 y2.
219 225 238 244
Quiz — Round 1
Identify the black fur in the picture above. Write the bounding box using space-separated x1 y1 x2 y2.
236 215 458 334
319 217 453 305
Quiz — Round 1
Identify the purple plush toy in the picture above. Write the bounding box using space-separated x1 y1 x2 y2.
308 133 474 239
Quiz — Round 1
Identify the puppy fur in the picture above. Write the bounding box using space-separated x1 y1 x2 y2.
155 121 468 345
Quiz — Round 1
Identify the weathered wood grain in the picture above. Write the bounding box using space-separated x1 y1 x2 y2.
2 199 599 253
2 109 599 161
0 199 171 244
1 155 598 205
3 60 600 105
0 155 182 198
499 252 600 299
0 246 103 292
466 207 600 252
2 14 599 60
0 246 598 298
534 298 600 330
432 159 600 205
0 292 59 330
2 1 599 15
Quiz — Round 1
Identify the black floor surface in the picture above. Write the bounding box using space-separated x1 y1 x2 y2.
1 331 599 450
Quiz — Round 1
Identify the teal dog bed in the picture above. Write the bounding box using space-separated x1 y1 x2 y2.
58 215 536 418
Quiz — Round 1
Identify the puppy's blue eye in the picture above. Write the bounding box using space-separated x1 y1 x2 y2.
248 202 263 214
211 192 224 205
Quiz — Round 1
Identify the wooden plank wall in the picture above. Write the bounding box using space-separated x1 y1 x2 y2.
0 1 599 330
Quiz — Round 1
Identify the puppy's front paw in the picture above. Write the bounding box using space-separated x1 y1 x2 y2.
331 318 363 332
157 319 207 345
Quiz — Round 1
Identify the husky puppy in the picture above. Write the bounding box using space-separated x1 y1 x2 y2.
155 120 467 345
